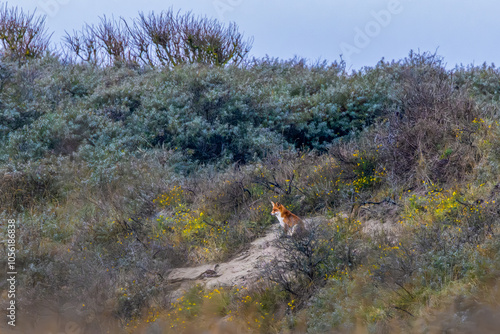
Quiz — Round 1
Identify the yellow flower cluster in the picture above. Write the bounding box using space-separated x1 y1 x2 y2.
153 185 184 208
350 170 384 193
404 187 461 225
154 186 212 239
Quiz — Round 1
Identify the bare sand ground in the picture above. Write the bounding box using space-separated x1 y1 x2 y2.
167 225 281 298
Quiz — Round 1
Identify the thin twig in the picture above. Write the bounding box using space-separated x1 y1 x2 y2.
394 306 414 317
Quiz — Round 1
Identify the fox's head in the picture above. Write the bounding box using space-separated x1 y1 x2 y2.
271 201 284 216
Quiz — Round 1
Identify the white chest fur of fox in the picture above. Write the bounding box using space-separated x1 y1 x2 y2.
275 213 286 229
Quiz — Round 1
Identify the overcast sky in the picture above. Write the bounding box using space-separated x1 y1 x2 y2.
17 0 500 70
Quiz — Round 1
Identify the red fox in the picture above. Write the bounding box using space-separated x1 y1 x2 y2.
270 201 305 236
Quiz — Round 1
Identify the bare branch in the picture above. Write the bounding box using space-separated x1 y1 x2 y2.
0 3 52 63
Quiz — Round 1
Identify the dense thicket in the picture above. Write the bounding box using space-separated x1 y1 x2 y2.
3 47 500 333
2 52 499 169
0 55 384 166
3 4 500 333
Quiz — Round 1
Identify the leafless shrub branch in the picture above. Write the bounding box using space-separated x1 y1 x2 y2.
63 8 253 67
0 3 52 63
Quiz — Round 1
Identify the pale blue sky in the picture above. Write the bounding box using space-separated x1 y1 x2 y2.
16 0 500 69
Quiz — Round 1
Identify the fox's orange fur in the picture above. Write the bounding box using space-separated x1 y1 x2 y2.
271 201 305 235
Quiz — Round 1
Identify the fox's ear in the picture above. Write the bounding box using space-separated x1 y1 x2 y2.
271 201 275 206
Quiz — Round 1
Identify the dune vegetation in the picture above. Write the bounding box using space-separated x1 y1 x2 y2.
1 3 500 333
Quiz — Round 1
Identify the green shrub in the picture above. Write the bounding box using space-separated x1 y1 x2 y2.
263 215 363 298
